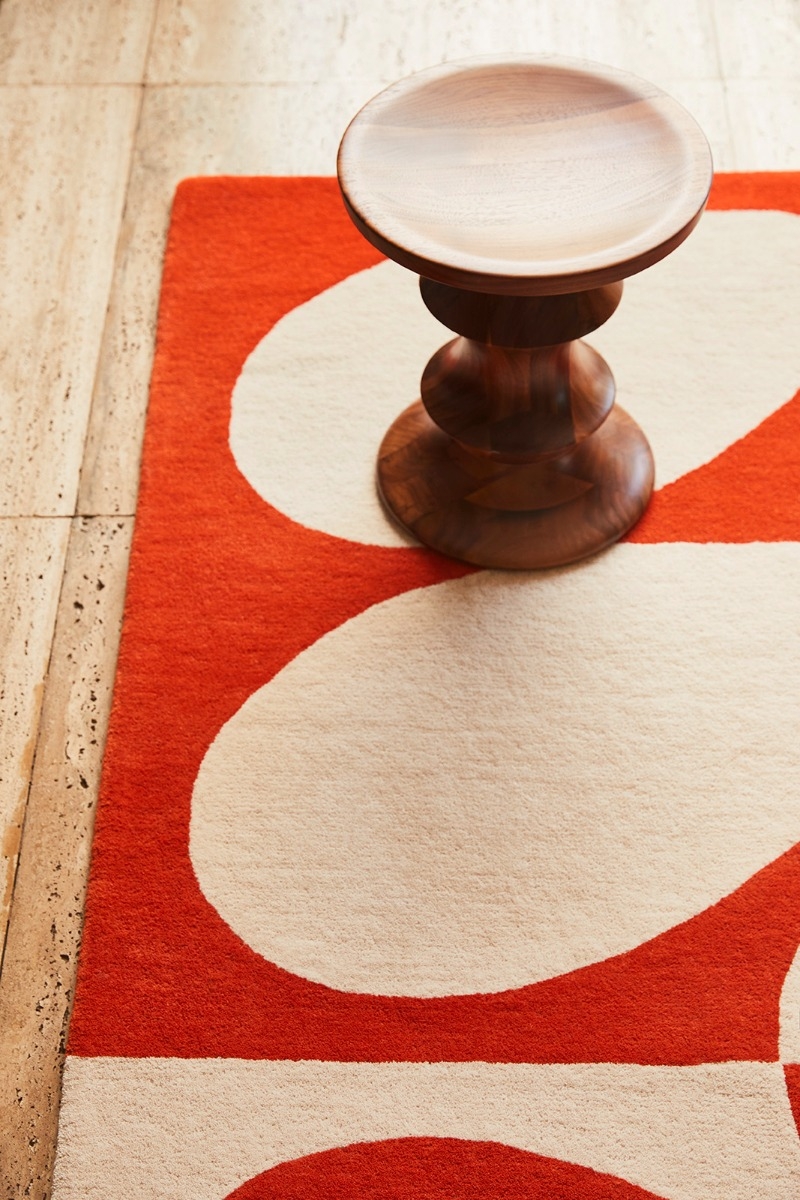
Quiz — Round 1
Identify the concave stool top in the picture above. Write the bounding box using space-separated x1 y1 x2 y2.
338 56 713 296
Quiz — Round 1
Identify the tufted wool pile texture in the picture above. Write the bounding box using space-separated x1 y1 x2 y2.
53 174 800 1199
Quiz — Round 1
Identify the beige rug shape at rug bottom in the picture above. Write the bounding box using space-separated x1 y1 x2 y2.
54 1059 800 1200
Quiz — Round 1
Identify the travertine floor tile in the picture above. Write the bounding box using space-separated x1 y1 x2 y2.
712 0 800 79
146 0 719 87
0 0 157 84
0 86 140 517
0 516 133 1200
0 518 70 960
726 80 800 169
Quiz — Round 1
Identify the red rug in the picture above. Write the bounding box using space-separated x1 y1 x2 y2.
53 174 800 1198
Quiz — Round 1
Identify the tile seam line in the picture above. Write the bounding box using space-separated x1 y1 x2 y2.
0 80 147 89
706 0 739 169
706 0 728 80
0 514 136 521
72 70 150 519
7 77 800 90
0 521 72 981
12 75 790 93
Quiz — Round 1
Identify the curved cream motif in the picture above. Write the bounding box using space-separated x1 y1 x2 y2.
230 260 440 547
780 944 800 1063
191 543 800 997
590 210 800 487
229 210 800 546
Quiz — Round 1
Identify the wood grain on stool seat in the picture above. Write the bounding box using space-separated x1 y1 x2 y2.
338 56 712 568
338 56 712 296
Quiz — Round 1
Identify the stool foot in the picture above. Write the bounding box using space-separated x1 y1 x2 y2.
378 401 654 569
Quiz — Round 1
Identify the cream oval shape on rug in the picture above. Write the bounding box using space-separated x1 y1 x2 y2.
190 543 800 997
780 943 800 1063
229 210 800 547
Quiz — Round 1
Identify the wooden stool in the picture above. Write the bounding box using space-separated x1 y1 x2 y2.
337 56 713 569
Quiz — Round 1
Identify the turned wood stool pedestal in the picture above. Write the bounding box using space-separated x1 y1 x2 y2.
338 57 713 568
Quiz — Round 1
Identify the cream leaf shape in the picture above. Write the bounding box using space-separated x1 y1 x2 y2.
58 1058 800 1200
191 543 800 998
229 210 800 546
230 258 439 547
780 943 800 1063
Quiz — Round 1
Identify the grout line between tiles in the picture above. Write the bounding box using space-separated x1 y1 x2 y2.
0 514 135 520
0 530 71 980
72 86 150 520
706 0 739 170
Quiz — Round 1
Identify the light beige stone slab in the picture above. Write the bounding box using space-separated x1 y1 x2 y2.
0 518 70 956
146 0 720 86
726 81 800 169
0 86 139 517
712 0 800 79
0 516 133 1200
77 78 385 516
0 0 157 83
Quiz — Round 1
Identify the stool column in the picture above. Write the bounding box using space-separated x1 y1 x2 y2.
377 279 654 569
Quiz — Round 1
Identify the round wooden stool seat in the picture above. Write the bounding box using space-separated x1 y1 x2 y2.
338 56 713 568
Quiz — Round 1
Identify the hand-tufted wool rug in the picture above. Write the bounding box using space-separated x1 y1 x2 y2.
53 174 800 1199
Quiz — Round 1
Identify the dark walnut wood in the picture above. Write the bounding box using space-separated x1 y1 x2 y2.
420 278 623 348
378 400 654 570
420 338 616 459
338 56 712 568
378 280 654 568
